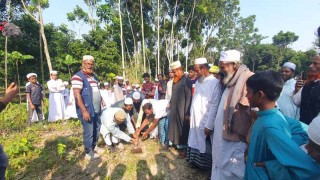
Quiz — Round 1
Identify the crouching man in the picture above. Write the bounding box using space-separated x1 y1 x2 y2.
134 99 170 150
100 107 138 152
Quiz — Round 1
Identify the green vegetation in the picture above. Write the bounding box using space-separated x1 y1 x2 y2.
0 104 209 179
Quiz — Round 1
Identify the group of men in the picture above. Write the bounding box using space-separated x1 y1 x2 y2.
24 51 320 179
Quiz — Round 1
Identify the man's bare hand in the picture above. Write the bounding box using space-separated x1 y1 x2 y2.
82 111 91 121
141 132 148 140
294 79 304 94
1 82 18 104
204 128 213 136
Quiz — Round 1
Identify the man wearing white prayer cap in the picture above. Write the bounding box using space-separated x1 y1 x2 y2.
277 61 299 119
83 55 94 61
211 50 253 179
100 107 137 152
111 96 140 130
100 82 112 108
305 115 320 163
168 60 192 158
71 54 102 160
114 76 125 103
47 70 66 122
26 73 37 79
188 57 221 169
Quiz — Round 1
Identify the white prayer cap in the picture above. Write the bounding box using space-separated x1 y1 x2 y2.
118 76 124 80
125 79 129 82
308 116 320 146
127 86 132 90
184 71 189 75
50 70 58 75
219 50 241 63
194 57 207 65
124 97 133 105
83 55 94 61
26 73 37 79
283 62 296 71
136 84 140 88
132 92 141 100
208 63 213 67
63 81 69 86
132 84 136 87
104 82 109 86
170 60 182 69
155 78 159 82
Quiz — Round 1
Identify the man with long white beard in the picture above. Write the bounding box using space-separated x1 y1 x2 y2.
211 50 253 179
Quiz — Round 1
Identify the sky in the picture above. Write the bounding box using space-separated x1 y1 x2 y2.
43 0 320 51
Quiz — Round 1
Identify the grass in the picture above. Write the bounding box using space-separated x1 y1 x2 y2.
1 110 210 179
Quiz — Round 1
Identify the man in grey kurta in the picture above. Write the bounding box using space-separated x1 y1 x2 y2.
168 60 192 158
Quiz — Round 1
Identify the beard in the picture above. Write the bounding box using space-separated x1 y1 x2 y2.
173 73 183 84
198 75 205 83
222 72 235 85
305 70 320 84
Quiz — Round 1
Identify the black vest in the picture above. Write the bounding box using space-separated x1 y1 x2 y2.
300 80 320 124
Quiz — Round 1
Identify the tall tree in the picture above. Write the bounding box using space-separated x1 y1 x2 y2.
272 31 299 70
21 0 53 72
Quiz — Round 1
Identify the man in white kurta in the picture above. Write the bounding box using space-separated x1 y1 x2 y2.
113 77 125 103
187 58 221 170
100 82 113 108
277 62 299 119
47 71 65 122
65 87 78 119
211 50 253 179
62 81 70 107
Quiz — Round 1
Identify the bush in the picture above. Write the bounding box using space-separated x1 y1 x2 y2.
0 99 49 132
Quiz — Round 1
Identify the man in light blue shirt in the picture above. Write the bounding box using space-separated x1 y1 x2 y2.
277 62 300 119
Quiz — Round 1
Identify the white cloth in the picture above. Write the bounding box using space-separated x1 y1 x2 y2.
100 107 135 143
165 79 173 101
113 85 124 103
276 78 300 119
65 87 78 119
211 88 246 180
154 85 159 100
308 115 320 145
100 89 113 108
62 88 70 107
293 87 302 107
188 75 221 153
47 79 66 122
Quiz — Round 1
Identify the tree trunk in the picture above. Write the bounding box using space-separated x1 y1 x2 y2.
38 1 52 72
118 0 125 78
185 0 196 70
157 0 160 75
125 1 138 79
16 61 21 103
140 0 146 72
5 37 8 89
39 24 44 83
169 0 178 64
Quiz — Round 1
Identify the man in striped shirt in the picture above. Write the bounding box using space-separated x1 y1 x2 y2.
71 55 103 161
